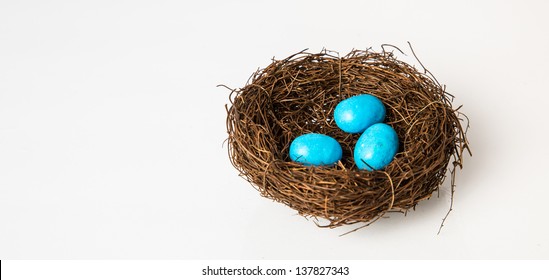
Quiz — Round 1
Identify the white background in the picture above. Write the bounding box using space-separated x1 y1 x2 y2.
1 0 548 259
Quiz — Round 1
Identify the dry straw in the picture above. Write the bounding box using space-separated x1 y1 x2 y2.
224 44 471 233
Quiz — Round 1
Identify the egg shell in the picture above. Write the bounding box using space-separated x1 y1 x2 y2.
334 94 386 133
289 133 342 166
354 123 399 171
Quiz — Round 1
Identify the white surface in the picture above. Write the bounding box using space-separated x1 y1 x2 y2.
0 0 548 259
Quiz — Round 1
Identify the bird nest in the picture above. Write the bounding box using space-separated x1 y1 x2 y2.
225 46 470 231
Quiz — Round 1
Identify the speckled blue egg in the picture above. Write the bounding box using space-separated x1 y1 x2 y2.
289 133 342 166
334 94 386 133
354 123 399 171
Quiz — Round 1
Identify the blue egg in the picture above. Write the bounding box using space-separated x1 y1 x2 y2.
354 123 399 171
289 133 342 166
334 94 386 133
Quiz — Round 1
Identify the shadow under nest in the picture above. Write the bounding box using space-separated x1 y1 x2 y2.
225 46 470 231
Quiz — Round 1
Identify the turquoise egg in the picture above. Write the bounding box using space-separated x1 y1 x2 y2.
289 133 342 166
334 94 386 133
354 123 399 171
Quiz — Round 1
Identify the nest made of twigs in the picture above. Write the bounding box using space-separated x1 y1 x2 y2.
225 45 470 230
